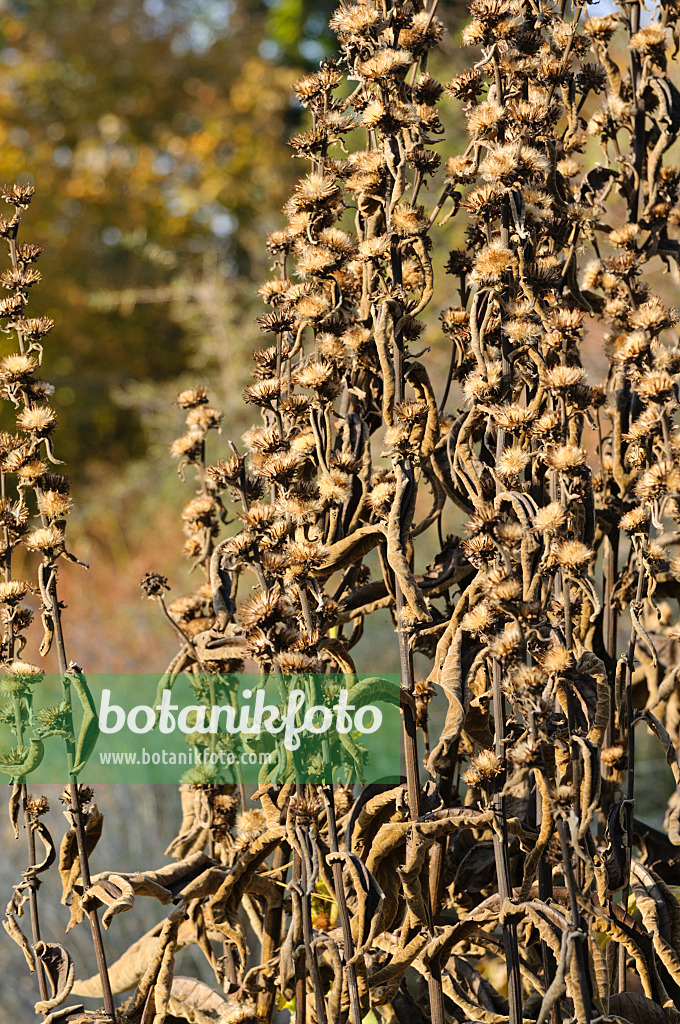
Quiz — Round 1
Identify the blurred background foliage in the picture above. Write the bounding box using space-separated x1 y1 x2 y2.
0 0 336 469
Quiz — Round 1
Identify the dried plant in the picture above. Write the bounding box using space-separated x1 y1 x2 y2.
0 186 116 1022
8 2 680 1024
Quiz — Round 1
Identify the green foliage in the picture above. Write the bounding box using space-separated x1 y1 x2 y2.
0 0 322 471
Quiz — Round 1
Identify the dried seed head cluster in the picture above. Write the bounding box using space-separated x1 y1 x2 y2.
9 3 680 1024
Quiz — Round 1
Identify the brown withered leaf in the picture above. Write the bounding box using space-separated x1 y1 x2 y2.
165 786 211 860
453 840 498 893
119 904 185 1024
608 992 667 1024
33 940 75 1014
59 804 104 905
426 624 464 775
25 821 56 881
3 888 35 971
167 977 251 1024
419 535 471 591
81 874 134 929
604 800 633 894
311 524 385 578
634 817 680 884
8 783 20 839
41 1007 112 1024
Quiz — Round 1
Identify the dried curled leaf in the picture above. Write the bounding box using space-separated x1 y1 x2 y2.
167 977 252 1024
33 940 75 1014
81 873 135 929
3 888 35 971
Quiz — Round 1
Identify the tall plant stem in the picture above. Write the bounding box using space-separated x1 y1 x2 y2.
256 843 290 1024
12 697 49 1009
556 820 592 1022
298 824 328 1024
535 776 558 1024
492 663 523 1024
618 535 647 992
292 849 307 1023
323 786 363 1024
47 573 116 1022
21 788 49 1006
491 289 522 1024
389 230 445 1024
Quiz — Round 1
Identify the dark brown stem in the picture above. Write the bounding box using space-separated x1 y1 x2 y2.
256 843 290 1024
323 786 363 1024
47 574 116 1022
492 662 523 1024
556 820 592 1022
21 788 49 1006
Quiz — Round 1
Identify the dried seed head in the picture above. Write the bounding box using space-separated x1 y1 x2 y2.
1 184 35 208
584 15 618 41
206 455 244 489
544 444 587 472
496 446 530 479
15 405 57 435
329 3 381 40
0 293 25 318
24 525 64 552
391 202 427 237
540 644 572 674
619 505 650 533
463 363 503 403
470 243 515 285
292 173 341 211
175 386 208 409
293 360 340 398
357 235 391 261
37 490 73 521
239 588 282 629
182 495 216 528
446 67 484 101
275 651 322 673
630 23 668 54
358 47 412 81
466 101 505 139
0 267 41 289
629 297 675 334
609 224 640 249
600 745 626 769
488 621 523 660
319 470 350 502
140 572 170 599
462 749 503 788
296 292 332 323
0 580 30 605
551 539 594 570
636 371 676 403
0 353 36 383
169 431 203 461
186 405 223 432
508 737 541 766
461 601 494 634
167 594 206 623
635 461 680 500
2 660 43 691
503 318 542 344
540 365 586 392
366 480 396 518
491 404 534 431
496 522 523 546
532 502 566 535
